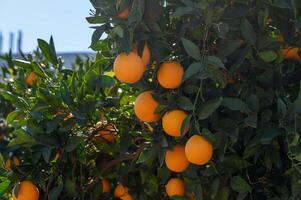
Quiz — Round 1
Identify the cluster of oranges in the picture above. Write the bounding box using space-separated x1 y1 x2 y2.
99 179 133 200
112 35 214 198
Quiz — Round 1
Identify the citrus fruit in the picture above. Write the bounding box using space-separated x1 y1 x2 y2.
113 52 145 84
5 157 20 170
96 124 117 142
114 183 129 197
282 47 301 60
132 43 151 66
166 178 185 197
12 181 39 200
134 91 161 122
162 109 189 137
157 61 184 89
165 144 189 172
116 0 129 19
26 72 37 86
185 135 213 165
101 178 110 193
120 193 133 200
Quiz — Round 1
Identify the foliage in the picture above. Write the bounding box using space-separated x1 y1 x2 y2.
1 0 301 199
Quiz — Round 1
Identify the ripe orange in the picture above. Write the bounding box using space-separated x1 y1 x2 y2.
5 157 20 170
157 61 184 89
165 178 185 197
134 91 161 122
114 183 129 197
12 181 39 200
113 52 145 84
116 0 130 19
26 72 37 86
282 47 301 60
120 193 133 200
165 144 189 173
132 43 151 66
101 178 110 193
185 135 213 165
162 109 189 137
96 124 117 142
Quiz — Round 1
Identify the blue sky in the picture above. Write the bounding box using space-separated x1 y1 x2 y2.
0 0 94 53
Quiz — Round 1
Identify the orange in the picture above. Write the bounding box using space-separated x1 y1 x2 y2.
26 72 37 86
12 181 39 200
157 61 184 89
101 178 110 193
134 91 161 122
282 47 301 60
114 183 129 197
120 193 133 200
113 52 145 84
165 178 185 197
95 124 117 142
5 157 20 170
162 109 189 137
185 135 213 165
132 43 151 66
165 144 189 173
116 0 130 19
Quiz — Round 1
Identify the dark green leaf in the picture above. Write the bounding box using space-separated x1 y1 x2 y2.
241 18 256 45
258 51 277 62
181 38 201 60
37 38 58 65
183 62 203 81
230 176 251 194
198 97 223 120
177 96 194 110
65 136 81 152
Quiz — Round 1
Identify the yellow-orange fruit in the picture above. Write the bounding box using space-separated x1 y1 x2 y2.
185 135 213 165
120 193 133 200
165 145 189 173
101 178 110 193
113 52 145 84
116 0 129 19
96 124 117 142
64 113 74 121
132 43 151 66
134 91 161 122
5 157 20 170
12 181 39 200
26 72 37 86
162 109 189 137
157 61 184 89
165 178 185 197
114 183 129 197
282 47 301 60
53 151 60 162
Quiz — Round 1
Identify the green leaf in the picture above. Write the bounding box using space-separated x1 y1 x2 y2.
0 177 11 196
65 179 77 197
213 119 239 142
129 0 145 24
258 51 277 62
181 114 192 135
181 38 202 60
8 129 36 147
241 18 256 45
37 38 58 65
244 114 257 128
137 146 157 163
65 136 81 152
247 94 260 112
171 7 194 17
32 62 48 78
198 97 223 120
49 185 63 200
112 26 124 38
1 91 29 110
230 176 251 194
12 59 32 68
206 56 225 69
6 110 23 123
33 133 60 147
183 62 203 81
86 16 107 24
177 96 194 110
90 25 106 48
260 125 281 143
205 65 227 88
222 98 248 112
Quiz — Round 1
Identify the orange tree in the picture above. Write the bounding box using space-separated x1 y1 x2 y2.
0 0 301 200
